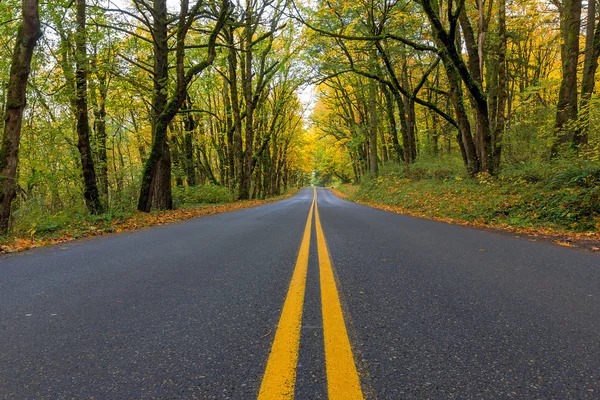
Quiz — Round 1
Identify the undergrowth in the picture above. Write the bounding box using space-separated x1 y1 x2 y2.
338 158 600 234
173 184 234 206
6 184 235 242
1 188 297 253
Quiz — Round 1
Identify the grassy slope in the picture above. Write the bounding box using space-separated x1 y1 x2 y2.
333 163 600 249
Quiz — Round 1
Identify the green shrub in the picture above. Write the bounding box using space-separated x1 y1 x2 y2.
349 157 600 234
500 161 552 184
373 156 465 182
546 165 600 189
378 162 405 179
11 197 88 237
173 184 234 206
405 156 465 181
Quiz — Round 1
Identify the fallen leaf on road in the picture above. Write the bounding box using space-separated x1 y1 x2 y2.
553 240 576 247
261 330 273 339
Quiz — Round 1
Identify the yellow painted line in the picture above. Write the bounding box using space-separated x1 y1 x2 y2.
314 188 364 400
258 191 315 399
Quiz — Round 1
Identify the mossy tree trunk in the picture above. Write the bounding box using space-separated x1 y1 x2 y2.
226 26 244 194
137 0 230 212
442 54 479 175
0 0 42 234
239 0 254 200
91 54 110 203
183 98 197 187
75 0 103 214
381 84 403 163
552 0 582 155
421 0 494 173
490 0 507 171
578 0 600 146
138 0 169 212
368 70 379 177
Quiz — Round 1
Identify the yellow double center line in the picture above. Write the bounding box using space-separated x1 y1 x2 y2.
258 188 363 400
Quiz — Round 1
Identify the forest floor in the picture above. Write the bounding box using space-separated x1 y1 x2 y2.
333 176 600 252
0 190 298 254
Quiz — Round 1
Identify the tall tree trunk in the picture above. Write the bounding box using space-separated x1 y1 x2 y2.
405 97 418 162
223 80 235 187
227 28 244 197
151 138 173 209
137 0 228 211
0 0 41 233
578 0 600 146
442 55 479 174
459 10 485 163
138 0 169 212
492 0 507 170
421 0 493 173
382 84 403 162
375 43 414 164
183 99 197 186
75 0 103 214
139 0 229 210
459 7 494 173
401 62 418 163
91 59 109 202
239 0 254 199
391 90 412 164
368 77 379 176
553 0 583 154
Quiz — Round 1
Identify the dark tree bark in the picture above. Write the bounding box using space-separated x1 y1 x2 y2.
138 0 169 212
368 74 379 176
0 0 42 233
459 9 486 165
381 84 403 163
578 0 600 145
442 54 479 174
226 27 244 195
374 43 416 164
553 0 583 154
75 0 103 214
222 80 235 187
491 0 507 170
183 100 197 186
239 0 254 199
420 0 494 173
91 56 110 202
401 62 418 163
137 0 230 212
235 0 282 199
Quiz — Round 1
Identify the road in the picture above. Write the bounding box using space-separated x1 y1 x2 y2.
1 187 599 399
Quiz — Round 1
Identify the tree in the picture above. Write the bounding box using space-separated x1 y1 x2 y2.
578 0 600 145
75 0 104 214
0 0 42 233
137 0 231 212
552 0 583 154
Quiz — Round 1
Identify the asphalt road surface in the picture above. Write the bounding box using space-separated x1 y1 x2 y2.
1 187 599 399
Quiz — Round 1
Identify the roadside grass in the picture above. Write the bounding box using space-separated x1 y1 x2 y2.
0 187 297 254
334 159 600 249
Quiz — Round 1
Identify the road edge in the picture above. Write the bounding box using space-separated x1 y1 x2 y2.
328 187 600 253
0 189 299 255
